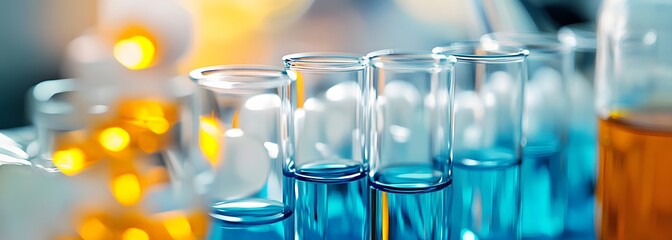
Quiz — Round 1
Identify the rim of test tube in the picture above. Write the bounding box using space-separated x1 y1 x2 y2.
29 79 109 130
481 32 572 54
283 52 366 72
558 23 597 51
189 65 290 90
366 49 457 69
433 41 529 64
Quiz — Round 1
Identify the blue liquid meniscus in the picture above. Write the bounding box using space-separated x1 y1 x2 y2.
209 176 295 240
370 164 451 240
294 159 368 240
452 148 521 240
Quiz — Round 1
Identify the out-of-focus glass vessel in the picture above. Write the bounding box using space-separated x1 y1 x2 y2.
434 42 527 240
190 65 295 240
44 75 207 239
558 23 597 236
596 0 672 239
481 32 573 239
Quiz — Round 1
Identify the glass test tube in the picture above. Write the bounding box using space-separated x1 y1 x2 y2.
434 42 527 240
558 23 597 236
481 32 573 238
190 65 294 240
283 53 368 239
366 50 454 240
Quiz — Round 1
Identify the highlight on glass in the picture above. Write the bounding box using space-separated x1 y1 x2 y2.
283 53 368 239
365 49 454 240
481 32 574 239
434 42 527 240
189 65 295 239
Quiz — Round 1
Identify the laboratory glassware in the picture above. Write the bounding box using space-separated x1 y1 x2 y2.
481 32 574 238
190 65 295 239
366 49 454 240
434 42 527 240
283 53 368 239
596 0 672 238
558 23 598 236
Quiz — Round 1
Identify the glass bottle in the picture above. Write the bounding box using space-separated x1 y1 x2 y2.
596 0 672 239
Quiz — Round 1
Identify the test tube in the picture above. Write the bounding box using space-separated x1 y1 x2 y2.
283 53 368 239
190 65 294 240
558 23 597 236
434 42 527 240
481 32 573 238
365 49 454 240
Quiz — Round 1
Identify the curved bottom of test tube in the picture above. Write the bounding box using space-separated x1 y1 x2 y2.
453 147 521 170
210 198 293 226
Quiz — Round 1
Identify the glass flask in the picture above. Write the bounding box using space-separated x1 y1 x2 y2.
558 23 598 236
190 65 295 240
365 49 454 240
434 42 527 240
35 73 207 239
0 79 88 239
283 53 368 239
27 79 103 171
481 32 573 238
596 0 672 239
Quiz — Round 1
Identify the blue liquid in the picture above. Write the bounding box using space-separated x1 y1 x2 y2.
522 140 567 238
452 148 521 240
295 160 368 239
208 175 295 239
565 129 596 236
208 199 294 240
370 165 451 240
209 212 293 240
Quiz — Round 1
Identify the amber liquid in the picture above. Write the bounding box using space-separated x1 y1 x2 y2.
597 111 672 239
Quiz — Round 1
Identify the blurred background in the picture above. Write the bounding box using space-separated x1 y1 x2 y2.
0 0 600 129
